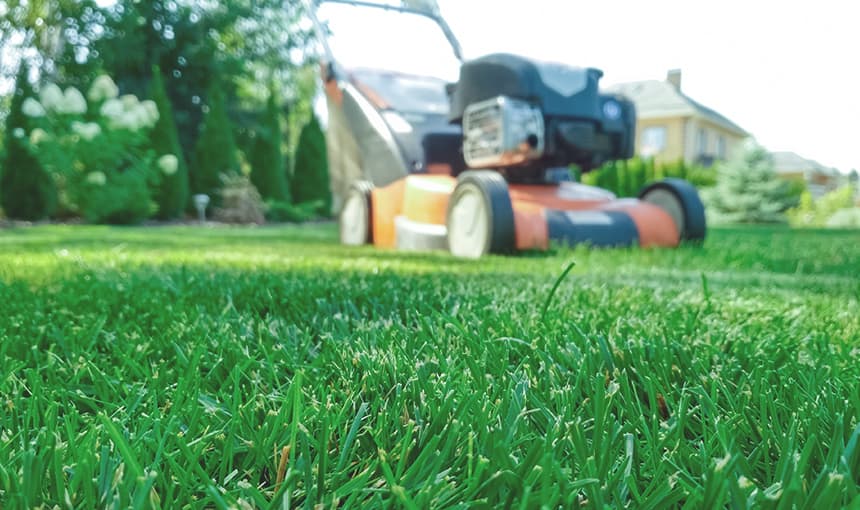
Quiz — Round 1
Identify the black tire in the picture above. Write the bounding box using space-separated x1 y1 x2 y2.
638 178 706 243
339 180 374 245
446 171 515 258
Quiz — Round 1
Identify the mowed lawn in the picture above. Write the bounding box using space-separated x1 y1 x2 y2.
1 225 859 509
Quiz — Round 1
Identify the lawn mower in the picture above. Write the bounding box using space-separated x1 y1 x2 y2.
308 0 706 258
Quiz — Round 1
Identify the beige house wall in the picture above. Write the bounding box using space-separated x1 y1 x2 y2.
635 115 746 165
635 117 687 164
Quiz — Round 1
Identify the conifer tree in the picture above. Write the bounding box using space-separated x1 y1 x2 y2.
192 79 239 205
149 66 190 219
703 141 798 223
291 114 331 215
249 87 290 202
0 62 56 220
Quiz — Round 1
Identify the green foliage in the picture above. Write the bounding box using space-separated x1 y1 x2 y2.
1 225 859 508
75 158 158 224
150 66 190 220
0 0 104 88
788 185 858 228
825 208 860 228
265 199 323 223
21 75 161 224
582 157 713 197
625 157 647 195
784 177 808 204
291 114 331 216
702 142 799 224
249 87 290 202
0 62 57 220
192 80 239 206
95 0 314 168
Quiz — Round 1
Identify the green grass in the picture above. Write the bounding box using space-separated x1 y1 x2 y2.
1 224 859 509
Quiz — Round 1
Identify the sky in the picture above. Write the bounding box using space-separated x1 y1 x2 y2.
434 0 860 173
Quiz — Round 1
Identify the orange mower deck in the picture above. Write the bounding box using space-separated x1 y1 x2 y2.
345 172 703 257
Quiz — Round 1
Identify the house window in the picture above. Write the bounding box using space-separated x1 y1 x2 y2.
716 135 726 159
641 126 667 156
697 128 708 155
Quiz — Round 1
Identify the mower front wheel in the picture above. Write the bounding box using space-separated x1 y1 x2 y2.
340 180 374 245
446 171 515 258
639 178 706 244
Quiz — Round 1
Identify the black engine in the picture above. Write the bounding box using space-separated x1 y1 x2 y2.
444 53 635 176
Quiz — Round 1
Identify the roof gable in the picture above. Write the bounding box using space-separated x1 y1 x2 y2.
606 80 747 136
771 151 839 176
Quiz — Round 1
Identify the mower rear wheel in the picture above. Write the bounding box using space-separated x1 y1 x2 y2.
446 171 515 258
639 178 706 243
340 180 374 245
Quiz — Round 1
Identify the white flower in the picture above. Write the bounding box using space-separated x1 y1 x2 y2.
88 75 119 103
21 97 46 117
86 171 106 186
72 121 101 141
12 128 25 139
59 87 87 115
140 100 160 126
39 83 64 112
120 110 142 131
158 154 179 175
120 94 139 109
29 128 48 145
100 98 124 119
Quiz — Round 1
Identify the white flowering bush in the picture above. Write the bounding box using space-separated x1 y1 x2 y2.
20 74 177 224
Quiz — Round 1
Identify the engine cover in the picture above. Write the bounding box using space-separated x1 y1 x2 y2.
449 53 604 122
447 53 636 171
462 96 544 168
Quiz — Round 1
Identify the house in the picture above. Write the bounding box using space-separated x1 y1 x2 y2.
606 70 748 167
770 151 842 199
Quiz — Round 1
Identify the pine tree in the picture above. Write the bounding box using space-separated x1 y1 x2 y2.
703 141 798 224
249 87 290 202
192 79 239 205
150 66 190 219
0 62 57 220
291 114 331 215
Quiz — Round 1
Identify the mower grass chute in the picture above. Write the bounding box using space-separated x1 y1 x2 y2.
310 0 706 258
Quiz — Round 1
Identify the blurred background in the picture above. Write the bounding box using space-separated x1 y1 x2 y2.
1 0 858 228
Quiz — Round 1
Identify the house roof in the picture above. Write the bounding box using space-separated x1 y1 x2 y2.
605 80 748 136
770 151 839 176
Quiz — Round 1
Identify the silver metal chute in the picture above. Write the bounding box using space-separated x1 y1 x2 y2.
305 0 462 213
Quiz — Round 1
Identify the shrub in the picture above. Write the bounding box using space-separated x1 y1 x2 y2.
76 158 156 224
193 80 239 206
265 199 322 223
582 157 709 197
788 185 857 228
213 174 265 224
825 208 860 228
150 66 190 220
0 61 57 220
702 141 798 224
17 74 162 224
291 114 331 216
249 87 290 203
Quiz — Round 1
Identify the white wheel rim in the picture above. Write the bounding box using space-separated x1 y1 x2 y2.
340 191 368 245
643 188 685 235
448 184 489 258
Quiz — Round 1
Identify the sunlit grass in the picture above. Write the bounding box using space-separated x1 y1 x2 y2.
1 224 858 508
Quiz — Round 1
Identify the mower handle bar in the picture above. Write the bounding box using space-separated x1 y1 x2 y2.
303 0 464 71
